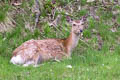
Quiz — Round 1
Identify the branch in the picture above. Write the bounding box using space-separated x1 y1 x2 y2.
34 0 40 28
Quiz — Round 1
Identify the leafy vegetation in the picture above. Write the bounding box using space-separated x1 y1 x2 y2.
0 0 120 80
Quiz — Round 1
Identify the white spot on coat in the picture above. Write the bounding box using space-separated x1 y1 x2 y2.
10 55 24 65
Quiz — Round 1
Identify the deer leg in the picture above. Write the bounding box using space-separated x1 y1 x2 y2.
33 53 43 67
23 61 34 67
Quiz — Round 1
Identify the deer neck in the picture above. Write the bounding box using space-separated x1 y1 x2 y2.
64 32 80 55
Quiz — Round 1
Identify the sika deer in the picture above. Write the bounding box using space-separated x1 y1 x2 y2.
10 17 86 67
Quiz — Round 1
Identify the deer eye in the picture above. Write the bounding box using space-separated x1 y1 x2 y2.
73 24 76 26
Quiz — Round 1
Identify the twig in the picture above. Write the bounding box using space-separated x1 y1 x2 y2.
79 39 90 47
34 0 40 28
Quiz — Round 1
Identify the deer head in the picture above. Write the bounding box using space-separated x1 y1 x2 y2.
66 15 88 35
71 20 84 35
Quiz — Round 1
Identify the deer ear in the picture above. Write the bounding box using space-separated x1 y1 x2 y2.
66 16 73 23
66 16 73 27
81 14 89 22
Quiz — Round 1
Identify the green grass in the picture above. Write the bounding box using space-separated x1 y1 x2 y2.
0 24 120 80
0 26 120 79
0 4 10 22
0 48 120 80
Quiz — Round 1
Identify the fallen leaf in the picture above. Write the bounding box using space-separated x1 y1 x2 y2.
66 65 72 69
13 2 22 6
87 0 95 2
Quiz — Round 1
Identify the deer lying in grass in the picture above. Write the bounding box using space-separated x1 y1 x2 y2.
10 17 86 67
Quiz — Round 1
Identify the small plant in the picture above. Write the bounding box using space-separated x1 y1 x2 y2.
80 0 87 6
0 4 9 22
117 14 120 24
83 29 92 38
76 9 88 17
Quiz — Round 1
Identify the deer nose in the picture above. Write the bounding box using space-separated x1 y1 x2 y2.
80 30 83 32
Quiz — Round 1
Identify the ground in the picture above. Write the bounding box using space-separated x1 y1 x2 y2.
0 50 120 80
